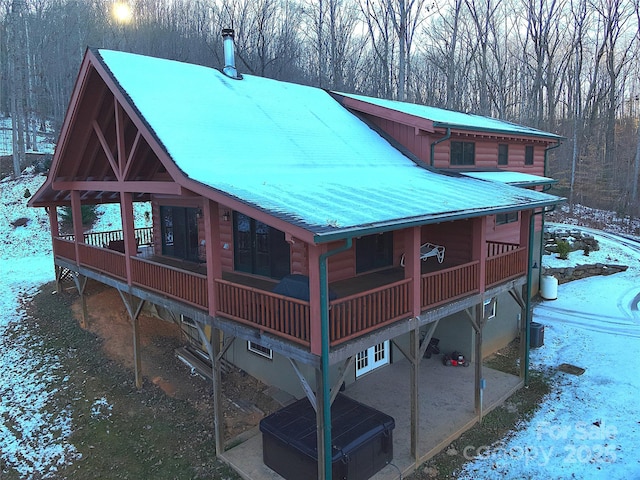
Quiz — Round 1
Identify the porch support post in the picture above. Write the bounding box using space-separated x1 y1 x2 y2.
71 272 88 328
211 326 224 455
120 191 136 285
465 302 487 419
508 288 527 379
48 206 62 291
308 244 324 355
315 367 327 480
203 200 221 316
118 291 145 389
47 205 60 237
191 321 227 455
472 217 487 292
403 226 422 463
409 325 420 463
70 190 83 263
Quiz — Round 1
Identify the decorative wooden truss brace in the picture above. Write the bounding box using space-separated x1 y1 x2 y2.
285 352 358 480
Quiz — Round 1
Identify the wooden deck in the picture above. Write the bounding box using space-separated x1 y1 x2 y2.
53 236 526 349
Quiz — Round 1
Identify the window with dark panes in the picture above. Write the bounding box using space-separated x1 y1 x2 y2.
356 232 393 273
525 145 534 165
496 211 519 225
498 144 508 165
233 212 290 279
450 141 475 166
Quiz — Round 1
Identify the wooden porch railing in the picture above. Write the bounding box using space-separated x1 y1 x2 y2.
329 279 412 345
52 237 76 261
485 247 527 287
61 227 153 247
487 240 520 257
77 243 127 279
131 257 208 309
421 261 480 309
216 279 311 346
51 231 529 349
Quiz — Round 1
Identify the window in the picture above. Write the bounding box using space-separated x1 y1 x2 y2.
498 144 508 165
483 298 496 320
496 211 518 225
248 341 273 359
355 232 393 273
233 212 290 279
525 145 534 165
450 141 475 165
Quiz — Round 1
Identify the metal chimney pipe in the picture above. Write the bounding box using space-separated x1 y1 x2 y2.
221 28 242 80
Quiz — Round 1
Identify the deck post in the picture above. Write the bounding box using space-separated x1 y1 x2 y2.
203 200 221 316
118 291 145 389
120 191 136 285
71 272 88 328
70 190 84 264
315 367 326 480
409 325 420 463
474 303 485 419
472 217 487 292
211 326 224 455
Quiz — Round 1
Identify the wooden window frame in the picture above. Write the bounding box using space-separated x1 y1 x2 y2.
450 141 476 166
524 145 534 165
498 144 508 165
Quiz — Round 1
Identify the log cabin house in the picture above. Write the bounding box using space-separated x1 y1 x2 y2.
30 38 564 480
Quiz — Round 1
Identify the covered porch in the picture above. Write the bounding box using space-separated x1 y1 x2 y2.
52 228 528 350
221 355 523 479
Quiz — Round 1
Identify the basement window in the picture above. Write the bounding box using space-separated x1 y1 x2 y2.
484 297 496 320
248 341 273 359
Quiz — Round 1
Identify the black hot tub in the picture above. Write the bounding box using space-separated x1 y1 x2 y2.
259 393 394 480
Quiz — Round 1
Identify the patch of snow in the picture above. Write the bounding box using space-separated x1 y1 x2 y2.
458 227 640 479
0 116 57 157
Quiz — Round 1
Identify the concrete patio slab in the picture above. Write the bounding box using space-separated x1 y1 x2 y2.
221 357 522 480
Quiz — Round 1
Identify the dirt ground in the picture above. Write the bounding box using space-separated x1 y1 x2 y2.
69 281 282 443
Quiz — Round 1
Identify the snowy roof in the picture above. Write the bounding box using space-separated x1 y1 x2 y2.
460 171 557 187
338 92 563 140
97 49 563 241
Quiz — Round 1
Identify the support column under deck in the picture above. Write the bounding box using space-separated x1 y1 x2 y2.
117 290 145 389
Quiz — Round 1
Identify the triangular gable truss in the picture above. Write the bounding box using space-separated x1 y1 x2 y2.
34 52 184 207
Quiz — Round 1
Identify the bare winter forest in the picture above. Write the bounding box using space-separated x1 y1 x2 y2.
1 0 640 215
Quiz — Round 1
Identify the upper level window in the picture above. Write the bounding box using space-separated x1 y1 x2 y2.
498 144 508 165
496 211 519 225
525 145 534 165
450 141 475 166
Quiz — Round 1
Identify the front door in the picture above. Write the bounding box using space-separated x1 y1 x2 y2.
355 341 390 377
233 212 290 279
160 206 200 262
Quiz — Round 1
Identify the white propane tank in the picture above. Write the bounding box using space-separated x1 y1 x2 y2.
540 275 558 300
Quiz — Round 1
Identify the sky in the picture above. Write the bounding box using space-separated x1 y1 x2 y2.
1 171 639 478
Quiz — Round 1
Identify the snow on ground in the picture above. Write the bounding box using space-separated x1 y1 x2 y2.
0 172 145 478
459 226 640 479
